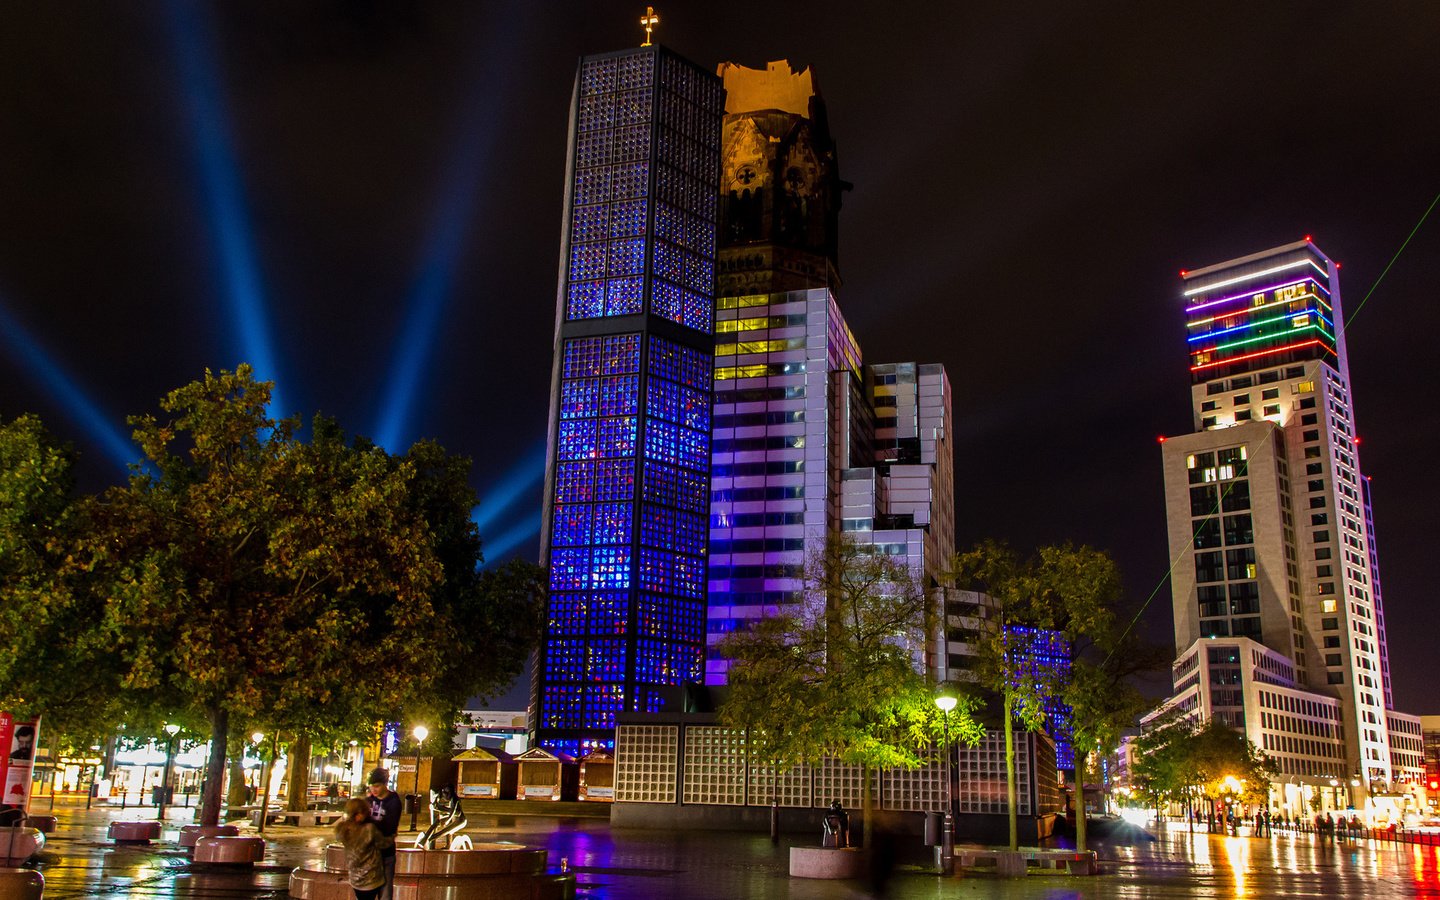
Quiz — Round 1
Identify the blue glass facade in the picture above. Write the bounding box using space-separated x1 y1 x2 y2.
1008 625 1075 772
534 46 723 758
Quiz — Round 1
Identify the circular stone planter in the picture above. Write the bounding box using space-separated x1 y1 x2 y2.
180 824 240 848
194 835 266 865
290 842 576 900
0 867 44 900
107 820 162 844
0 828 46 864
789 846 867 879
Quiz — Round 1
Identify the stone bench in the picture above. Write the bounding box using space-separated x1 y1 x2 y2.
255 809 343 828
0 828 46 863
789 846 866 879
957 847 1098 876
194 835 266 865
23 815 56 834
108 820 162 844
290 843 575 900
180 824 240 848
0 868 44 900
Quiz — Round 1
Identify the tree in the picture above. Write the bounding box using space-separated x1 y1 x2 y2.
950 540 1154 852
720 534 982 849
1131 713 1273 830
4 374 548 826
0 415 128 745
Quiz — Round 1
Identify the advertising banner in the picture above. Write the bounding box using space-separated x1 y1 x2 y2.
0 712 41 811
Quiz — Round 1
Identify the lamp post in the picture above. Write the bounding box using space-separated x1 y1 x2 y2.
410 726 428 832
935 692 957 876
159 723 180 822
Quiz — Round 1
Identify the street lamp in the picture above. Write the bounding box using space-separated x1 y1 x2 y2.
410 726 429 832
935 692 957 876
159 723 181 822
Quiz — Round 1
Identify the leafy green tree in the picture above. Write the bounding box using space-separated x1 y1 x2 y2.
0 415 128 745
720 534 982 848
1130 713 1273 829
950 540 1151 851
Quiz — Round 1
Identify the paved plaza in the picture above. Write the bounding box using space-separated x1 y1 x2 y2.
10 798 1440 899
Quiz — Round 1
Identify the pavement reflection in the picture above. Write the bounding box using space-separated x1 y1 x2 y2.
17 800 1440 899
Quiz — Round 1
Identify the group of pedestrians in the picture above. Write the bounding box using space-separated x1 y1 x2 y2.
333 767 403 900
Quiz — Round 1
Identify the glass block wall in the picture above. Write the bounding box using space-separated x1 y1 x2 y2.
535 45 724 757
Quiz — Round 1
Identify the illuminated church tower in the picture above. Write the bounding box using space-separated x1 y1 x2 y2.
531 43 725 756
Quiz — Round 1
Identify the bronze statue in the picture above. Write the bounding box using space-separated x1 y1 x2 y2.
415 785 471 851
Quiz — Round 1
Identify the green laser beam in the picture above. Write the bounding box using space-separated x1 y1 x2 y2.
1345 191 1440 330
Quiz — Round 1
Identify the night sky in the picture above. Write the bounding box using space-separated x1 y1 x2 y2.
3 3 1438 713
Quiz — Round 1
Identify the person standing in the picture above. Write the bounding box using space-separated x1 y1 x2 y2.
365 768 403 900
334 797 386 900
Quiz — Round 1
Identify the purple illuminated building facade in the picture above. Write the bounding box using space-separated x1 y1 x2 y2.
532 45 725 756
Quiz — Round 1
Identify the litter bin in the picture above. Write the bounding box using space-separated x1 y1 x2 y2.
405 793 420 815
923 810 942 847
151 786 173 806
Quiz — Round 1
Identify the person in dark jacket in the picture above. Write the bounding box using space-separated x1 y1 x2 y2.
365 768 403 900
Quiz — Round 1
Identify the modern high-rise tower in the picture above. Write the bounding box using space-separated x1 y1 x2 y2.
1157 239 1423 803
532 45 726 756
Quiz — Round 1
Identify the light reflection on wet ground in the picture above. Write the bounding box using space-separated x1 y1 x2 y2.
19 801 1440 899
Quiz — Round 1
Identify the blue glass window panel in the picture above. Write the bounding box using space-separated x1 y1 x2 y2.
609 199 647 239
615 88 651 126
583 684 625 729
642 461 678 507
596 416 637 458
599 375 639 416
545 638 586 680
676 468 708 513
590 546 631 589
675 510 706 551
681 289 711 333
653 240 683 283
677 427 707 470
608 238 646 278
679 385 709 431
640 505 675 549
645 377 680 423
572 204 609 243
560 378 599 419
637 639 669 680
641 690 666 713
569 242 607 282
683 249 713 294
645 419 679 465
617 52 653 91
579 58 615 96
639 547 673 593
552 504 592 547
592 502 633 545
647 335 709 389
611 160 649 200
558 420 597 461
675 554 705 598
588 591 629 635
563 337 604 379
577 92 614 132
655 202 683 245
572 167 612 206
605 277 644 316
673 643 702 682
614 124 650 163
566 281 604 320
547 593 588 635
549 548 590 590
603 334 641 374
586 640 628 681
651 278 682 323
542 685 581 728
573 130 611 168
554 461 593 503
594 459 636 502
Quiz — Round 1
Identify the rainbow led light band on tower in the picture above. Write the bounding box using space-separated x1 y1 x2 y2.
1190 338 1335 372
1188 308 1336 344
1182 258 1328 297
1186 276 1330 315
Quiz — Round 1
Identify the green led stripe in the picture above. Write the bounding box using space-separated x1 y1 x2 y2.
1209 321 1335 355
1195 308 1330 341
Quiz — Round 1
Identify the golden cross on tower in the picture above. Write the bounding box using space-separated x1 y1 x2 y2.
639 6 659 47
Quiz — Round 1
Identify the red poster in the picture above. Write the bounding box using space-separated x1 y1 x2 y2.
0 712 40 811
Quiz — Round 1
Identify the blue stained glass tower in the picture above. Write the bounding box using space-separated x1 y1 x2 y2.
532 45 724 757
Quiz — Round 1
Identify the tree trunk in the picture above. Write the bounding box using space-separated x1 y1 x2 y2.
200 706 228 827
1004 692 1018 851
226 735 248 810
1074 747 1089 853
286 732 312 811
861 764 873 850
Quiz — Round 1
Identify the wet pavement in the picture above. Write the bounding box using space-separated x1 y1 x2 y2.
12 798 1440 898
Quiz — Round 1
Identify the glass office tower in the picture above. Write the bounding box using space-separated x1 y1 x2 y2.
532 46 725 757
